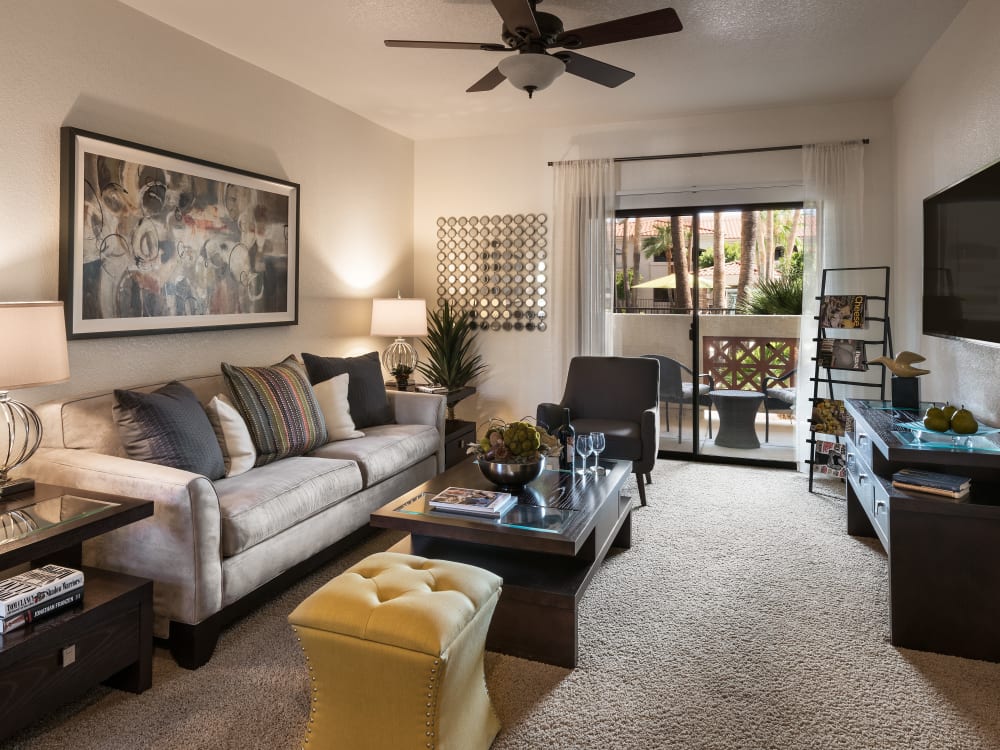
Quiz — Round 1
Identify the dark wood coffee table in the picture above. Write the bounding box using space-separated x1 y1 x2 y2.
370 459 633 668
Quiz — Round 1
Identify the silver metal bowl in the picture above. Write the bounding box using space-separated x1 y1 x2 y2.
477 458 545 489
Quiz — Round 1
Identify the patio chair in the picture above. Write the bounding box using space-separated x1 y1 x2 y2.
640 355 714 443
537 356 659 506
761 369 796 442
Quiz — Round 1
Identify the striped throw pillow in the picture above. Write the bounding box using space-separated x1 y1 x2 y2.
221 357 328 466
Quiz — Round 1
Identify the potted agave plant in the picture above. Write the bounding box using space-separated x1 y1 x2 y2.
416 301 487 418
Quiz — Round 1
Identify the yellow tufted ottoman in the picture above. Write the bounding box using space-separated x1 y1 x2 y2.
288 551 502 750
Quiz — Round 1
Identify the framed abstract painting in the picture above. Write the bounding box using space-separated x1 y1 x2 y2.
59 127 299 338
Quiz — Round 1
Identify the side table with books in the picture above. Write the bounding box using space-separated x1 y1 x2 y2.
0 484 154 741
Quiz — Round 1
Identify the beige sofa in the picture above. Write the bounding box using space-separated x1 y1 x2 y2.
24 373 445 668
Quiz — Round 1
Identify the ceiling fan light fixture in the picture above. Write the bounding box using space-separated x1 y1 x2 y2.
497 52 566 98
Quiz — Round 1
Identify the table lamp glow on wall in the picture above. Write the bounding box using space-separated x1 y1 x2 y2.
0 302 70 496
370 296 427 388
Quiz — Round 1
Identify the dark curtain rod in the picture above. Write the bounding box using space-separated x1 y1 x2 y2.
547 138 869 166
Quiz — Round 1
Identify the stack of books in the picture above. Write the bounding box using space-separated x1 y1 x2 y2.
428 487 516 518
0 564 85 634
415 385 449 394
891 468 972 499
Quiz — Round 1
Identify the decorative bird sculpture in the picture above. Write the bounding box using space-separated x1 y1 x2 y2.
869 350 930 377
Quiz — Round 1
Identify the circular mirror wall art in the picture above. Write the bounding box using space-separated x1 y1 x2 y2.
435 213 548 331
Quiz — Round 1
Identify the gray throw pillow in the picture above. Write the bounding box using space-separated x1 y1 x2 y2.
113 381 226 480
301 351 392 428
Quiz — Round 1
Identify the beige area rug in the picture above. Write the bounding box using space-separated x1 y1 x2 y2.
7 462 1000 749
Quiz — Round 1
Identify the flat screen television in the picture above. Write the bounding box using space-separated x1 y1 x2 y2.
924 156 1000 347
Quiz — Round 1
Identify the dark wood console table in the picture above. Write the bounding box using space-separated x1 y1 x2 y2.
0 484 153 740
844 399 1000 662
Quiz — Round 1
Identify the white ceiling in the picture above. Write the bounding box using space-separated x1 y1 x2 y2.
118 0 967 141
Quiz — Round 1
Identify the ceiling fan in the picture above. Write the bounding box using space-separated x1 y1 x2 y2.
385 0 682 98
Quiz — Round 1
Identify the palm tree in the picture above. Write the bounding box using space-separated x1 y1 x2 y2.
737 211 757 307
670 215 692 311
712 212 725 308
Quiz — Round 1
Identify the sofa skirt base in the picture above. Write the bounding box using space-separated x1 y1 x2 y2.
160 524 380 669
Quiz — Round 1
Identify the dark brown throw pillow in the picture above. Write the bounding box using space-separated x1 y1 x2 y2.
301 351 392 429
113 381 226 480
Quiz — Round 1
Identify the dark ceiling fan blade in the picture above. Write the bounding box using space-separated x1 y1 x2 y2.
490 0 540 38
385 40 509 51
554 8 682 50
467 66 507 93
555 51 634 88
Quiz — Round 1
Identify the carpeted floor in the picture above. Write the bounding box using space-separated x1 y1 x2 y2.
7 461 1000 749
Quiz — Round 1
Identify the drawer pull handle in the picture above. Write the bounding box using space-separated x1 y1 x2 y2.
859 473 868 484
846 452 855 467
858 433 869 446
874 500 886 514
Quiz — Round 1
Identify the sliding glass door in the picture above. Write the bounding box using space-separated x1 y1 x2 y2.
614 203 810 464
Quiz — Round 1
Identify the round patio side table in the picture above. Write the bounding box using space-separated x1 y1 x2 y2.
709 390 765 449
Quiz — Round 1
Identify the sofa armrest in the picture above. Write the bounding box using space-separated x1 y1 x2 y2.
387 390 447 472
21 447 223 634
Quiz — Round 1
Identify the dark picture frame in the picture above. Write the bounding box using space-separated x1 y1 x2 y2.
59 127 300 339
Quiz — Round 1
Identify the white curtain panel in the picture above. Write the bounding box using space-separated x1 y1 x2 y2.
797 141 866 468
551 158 616 392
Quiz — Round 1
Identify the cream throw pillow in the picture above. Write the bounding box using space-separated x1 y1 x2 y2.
313 374 364 441
206 394 257 477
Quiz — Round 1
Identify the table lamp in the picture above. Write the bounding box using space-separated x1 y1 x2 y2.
0 301 71 496
370 296 428 387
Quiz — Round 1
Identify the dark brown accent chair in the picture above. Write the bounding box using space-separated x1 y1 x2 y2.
537 356 659 506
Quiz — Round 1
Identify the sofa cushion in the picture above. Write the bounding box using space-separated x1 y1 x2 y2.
302 351 391 429
222 357 328 467
313 373 364 441
205 394 257 477
214 456 363 557
113 381 226 480
309 423 439 486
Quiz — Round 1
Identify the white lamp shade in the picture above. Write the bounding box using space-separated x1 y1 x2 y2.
370 298 428 337
0 302 70 390
498 53 566 93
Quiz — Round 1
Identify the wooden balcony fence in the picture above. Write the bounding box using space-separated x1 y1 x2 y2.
701 336 798 391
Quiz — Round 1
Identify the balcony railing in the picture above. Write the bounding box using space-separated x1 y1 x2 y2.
702 336 798 391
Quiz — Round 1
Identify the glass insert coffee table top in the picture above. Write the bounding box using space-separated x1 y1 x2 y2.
395 463 614 535
0 495 119 547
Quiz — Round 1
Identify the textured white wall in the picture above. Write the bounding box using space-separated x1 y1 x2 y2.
894 0 1000 421
1 0 414 405
415 101 894 427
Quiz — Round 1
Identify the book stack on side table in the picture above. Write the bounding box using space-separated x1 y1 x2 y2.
891 468 972 499
0 564 84 635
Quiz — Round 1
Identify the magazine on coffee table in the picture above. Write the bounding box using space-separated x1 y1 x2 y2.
428 487 517 518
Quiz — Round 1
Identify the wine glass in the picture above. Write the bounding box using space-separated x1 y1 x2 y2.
589 432 606 474
574 433 592 475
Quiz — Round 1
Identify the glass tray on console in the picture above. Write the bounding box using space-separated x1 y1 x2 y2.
893 420 1000 453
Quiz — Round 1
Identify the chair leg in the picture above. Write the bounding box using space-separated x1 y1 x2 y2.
664 401 670 433
677 402 683 443
636 474 647 506
645 473 652 484
765 406 770 442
